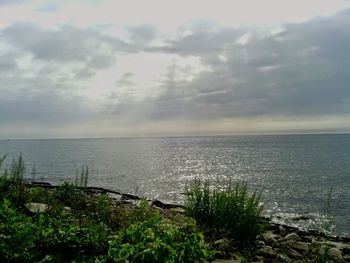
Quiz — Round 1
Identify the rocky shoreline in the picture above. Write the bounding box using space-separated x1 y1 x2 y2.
26 182 350 262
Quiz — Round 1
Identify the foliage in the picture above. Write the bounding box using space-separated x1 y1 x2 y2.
106 202 209 263
51 181 90 213
184 178 266 247
75 165 89 187
0 199 37 262
0 155 28 206
0 155 211 262
306 241 332 263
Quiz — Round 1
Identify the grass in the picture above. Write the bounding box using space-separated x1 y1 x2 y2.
184 178 266 248
0 155 210 262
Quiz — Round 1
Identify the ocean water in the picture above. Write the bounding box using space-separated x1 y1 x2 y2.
0 134 349 236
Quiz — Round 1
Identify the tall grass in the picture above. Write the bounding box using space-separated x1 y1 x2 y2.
75 165 89 187
0 155 28 205
184 178 265 247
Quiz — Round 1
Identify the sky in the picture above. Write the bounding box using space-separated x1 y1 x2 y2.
0 0 350 139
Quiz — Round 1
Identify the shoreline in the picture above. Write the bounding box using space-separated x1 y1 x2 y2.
25 180 350 262
26 180 350 240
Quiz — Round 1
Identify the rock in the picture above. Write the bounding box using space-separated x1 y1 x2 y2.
302 235 313 242
169 207 185 214
342 245 350 254
343 255 350 262
263 231 277 245
276 253 293 263
327 247 343 262
63 206 72 212
279 226 287 236
214 239 228 245
257 246 277 258
276 247 303 259
211 260 240 263
291 215 310 221
323 241 350 252
284 233 301 241
282 240 309 254
24 203 48 213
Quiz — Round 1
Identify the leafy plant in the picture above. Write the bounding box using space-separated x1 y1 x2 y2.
106 216 209 262
307 241 331 263
51 181 89 211
0 199 37 262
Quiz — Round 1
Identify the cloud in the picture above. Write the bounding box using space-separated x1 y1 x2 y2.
0 52 19 72
0 0 27 6
1 5 350 137
1 23 130 70
126 24 158 47
112 8 350 123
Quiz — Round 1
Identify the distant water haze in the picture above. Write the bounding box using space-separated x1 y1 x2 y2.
0 134 349 236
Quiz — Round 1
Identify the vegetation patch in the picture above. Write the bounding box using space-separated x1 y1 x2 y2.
2 155 347 262
184 178 266 249
0 156 210 262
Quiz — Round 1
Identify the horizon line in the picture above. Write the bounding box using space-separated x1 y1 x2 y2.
1 131 349 141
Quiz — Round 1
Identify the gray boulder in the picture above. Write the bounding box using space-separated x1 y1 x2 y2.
24 203 49 213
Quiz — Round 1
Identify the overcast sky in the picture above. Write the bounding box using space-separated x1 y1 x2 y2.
1 0 350 138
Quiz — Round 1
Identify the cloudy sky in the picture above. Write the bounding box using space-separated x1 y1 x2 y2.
1 0 350 138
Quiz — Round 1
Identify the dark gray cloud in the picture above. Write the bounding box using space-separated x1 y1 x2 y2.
0 22 134 129
1 23 130 69
0 0 27 6
0 52 19 73
0 75 95 124
116 8 350 121
126 24 158 47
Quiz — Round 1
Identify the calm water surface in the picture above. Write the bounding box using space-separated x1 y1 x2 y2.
0 134 349 236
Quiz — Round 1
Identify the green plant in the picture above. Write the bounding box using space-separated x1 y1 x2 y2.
185 179 265 247
322 186 334 235
106 216 209 263
128 198 158 224
75 165 89 187
51 182 88 210
0 155 28 205
307 241 331 263
85 194 114 226
28 187 49 204
0 199 37 262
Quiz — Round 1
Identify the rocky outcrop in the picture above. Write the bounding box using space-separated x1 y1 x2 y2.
253 223 350 262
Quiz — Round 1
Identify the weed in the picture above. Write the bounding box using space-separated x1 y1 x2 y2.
75 165 89 188
0 199 37 262
184 178 266 247
307 241 331 263
106 216 209 262
0 155 28 205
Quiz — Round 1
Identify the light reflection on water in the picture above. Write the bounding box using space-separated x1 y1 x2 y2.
0 134 349 236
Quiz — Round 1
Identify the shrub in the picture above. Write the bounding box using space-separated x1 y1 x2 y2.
184 179 265 247
51 182 89 211
107 216 209 262
0 199 37 262
104 199 209 262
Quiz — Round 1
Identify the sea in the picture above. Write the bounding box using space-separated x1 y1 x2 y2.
0 134 349 236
